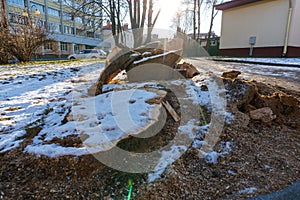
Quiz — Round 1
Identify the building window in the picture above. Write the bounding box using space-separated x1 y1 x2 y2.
87 31 94 38
60 42 68 51
29 2 45 13
75 17 82 24
7 0 24 7
44 42 53 50
85 45 93 49
74 44 80 53
62 0 72 5
95 33 102 40
63 12 73 21
64 26 74 35
48 22 60 32
48 8 60 17
9 13 26 25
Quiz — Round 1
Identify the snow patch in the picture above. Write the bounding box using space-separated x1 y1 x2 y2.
148 145 187 182
220 57 300 66
199 141 233 164
133 50 179 65
25 89 163 156
238 187 258 194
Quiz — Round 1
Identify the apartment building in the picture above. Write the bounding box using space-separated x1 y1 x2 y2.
5 0 108 58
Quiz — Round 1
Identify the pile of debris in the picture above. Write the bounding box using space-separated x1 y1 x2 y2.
88 41 200 96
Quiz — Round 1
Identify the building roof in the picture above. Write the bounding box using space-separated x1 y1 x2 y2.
215 0 264 10
49 34 111 48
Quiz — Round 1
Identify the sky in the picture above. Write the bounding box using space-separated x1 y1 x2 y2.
155 0 224 36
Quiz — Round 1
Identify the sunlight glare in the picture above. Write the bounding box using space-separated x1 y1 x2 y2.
156 0 182 29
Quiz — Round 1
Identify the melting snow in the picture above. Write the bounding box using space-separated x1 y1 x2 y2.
219 57 300 66
133 50 179 64
148 145 187 182
0 60 237 182
238 187 258 194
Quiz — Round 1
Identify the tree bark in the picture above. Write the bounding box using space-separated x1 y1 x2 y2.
1 0 8 28
127 0 160 47
206 0 218 51
197 0 201 41
193 0 196 39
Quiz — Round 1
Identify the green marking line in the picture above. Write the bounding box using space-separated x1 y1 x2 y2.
199 106 207 125
127 179 133 200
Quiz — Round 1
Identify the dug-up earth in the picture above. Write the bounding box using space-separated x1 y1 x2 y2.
0 72 300 199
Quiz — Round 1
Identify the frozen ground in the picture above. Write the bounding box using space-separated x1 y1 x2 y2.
0 61 169 156
0 58 299 198
1 58 299 155
0 60 234 181
1 57 299 182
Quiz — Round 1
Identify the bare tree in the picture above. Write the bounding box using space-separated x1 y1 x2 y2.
205 0 223 50
197 0 203 40
0 0 8 28
0 26 11 64
67 0 127 45
127 0 160 47
193 0 196 39
172 0 203 38
0 14 51 62
69 0 160 47
0 0 11 63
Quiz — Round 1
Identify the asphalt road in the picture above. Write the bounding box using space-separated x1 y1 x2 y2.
187 58 300 93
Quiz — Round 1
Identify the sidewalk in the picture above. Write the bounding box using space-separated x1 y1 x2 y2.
212 57 300 68
249 180 300 200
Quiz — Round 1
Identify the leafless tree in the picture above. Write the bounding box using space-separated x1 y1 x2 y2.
0 27 11 64
0 15 51 62
193 0 196 39
172 0 203 38
197 0 203 40
67 0 127 45
0 0 11 63
205 0 223 50
127 0 160 47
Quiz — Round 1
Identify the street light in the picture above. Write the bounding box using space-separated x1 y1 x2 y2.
22 5 40 19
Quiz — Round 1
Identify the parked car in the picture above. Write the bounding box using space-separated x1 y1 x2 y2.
68 49 107 60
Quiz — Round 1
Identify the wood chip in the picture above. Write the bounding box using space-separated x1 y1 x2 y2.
162 100 180 122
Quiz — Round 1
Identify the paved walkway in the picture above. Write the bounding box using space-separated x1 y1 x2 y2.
249 180 300 200
212 58 300 68
186 57 300 93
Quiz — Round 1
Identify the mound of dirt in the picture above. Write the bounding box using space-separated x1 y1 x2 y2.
139 78 300 199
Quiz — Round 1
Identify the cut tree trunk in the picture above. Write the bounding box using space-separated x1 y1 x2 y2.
89 44 203 95
88 48 141 96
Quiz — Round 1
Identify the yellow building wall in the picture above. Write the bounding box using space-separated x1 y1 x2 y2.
220 0 290 49
289 0 300 46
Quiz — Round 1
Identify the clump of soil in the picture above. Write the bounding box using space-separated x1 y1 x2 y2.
43 134 83 148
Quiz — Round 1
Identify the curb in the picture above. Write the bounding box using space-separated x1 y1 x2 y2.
211 59 300 68
248 180 300 200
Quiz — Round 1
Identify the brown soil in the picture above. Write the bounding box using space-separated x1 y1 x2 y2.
0 78 299 199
